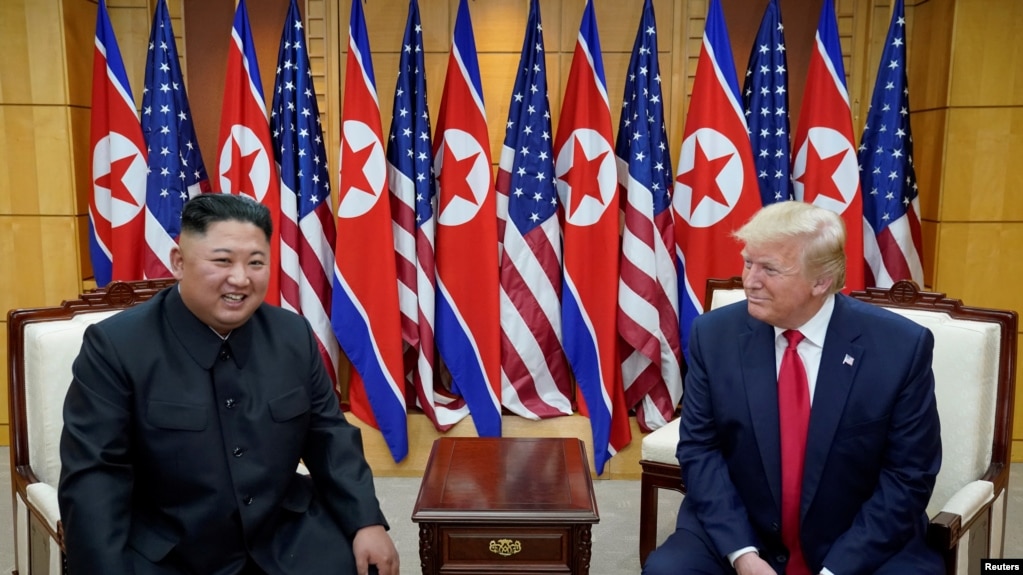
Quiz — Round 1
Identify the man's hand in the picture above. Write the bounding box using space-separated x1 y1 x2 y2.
352 524 399 575
734 551 777 575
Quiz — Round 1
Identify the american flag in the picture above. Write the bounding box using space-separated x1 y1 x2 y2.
858 0 924 288
556 0 631 475
742 0 791 206
270 0 339 385
792 0 865 292
332 0 408 461
496 0 572 421
216 0 282 305
387 0 469 432
89 0 147 286
615 0 681 433
433 0 502 437
672 0 760 357
141 0 210 280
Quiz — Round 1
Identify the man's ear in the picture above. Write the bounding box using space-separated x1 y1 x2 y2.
812 276 833 297
170 245 185 280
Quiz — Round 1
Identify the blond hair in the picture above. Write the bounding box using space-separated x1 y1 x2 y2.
733 201 847 294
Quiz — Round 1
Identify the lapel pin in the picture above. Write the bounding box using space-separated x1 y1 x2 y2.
843 354 854 366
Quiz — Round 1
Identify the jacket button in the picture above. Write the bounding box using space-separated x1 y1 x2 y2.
244 496 254 506
776 554 787 564
233 447 244 457
225 398 236 409
770 522 780 532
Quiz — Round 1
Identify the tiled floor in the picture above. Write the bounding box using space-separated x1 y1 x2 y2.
3 452 1021 574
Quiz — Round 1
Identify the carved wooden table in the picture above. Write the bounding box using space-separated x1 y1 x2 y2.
412 437 599 574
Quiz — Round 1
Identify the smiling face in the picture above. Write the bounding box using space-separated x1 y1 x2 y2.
171 219 270 335
741 238 831 330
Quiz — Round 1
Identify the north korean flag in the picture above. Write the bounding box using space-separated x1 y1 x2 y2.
556 0 631 475
792 0 865 292
90 0 147 286
433 0 502 437
216 0 282 305
331 0 408 462
672 0 760 357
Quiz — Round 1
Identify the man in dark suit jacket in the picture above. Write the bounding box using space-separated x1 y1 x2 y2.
59 194 399 574
643 201 942 575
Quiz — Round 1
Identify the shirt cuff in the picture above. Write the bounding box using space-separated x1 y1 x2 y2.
821 568 835 575
727 547 759 566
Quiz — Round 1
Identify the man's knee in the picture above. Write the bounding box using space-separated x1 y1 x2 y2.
643 544 683 575
642 529 729 575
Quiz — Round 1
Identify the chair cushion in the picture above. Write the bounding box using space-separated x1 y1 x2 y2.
887 308 1000 519
24 310 121 488
710 288 746 310
641 417 681 464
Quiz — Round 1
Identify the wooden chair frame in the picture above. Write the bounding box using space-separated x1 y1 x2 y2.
638 278 1018 574
7 280 175 575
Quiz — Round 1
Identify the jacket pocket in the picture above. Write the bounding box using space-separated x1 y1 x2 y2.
147 400 207 431
281 473 314 513
834 416 888 442
269 387 310 422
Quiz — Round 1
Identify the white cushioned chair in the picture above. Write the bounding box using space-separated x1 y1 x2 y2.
7 280 174 575
638 277 1018 575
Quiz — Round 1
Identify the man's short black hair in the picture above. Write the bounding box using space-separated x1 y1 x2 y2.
180 194 272 241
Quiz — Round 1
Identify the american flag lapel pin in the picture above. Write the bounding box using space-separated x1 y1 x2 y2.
843 354 854 366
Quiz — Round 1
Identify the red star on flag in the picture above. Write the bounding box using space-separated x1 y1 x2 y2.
439 146 481 213
96 153 141 206
797 141 847 204
224 136 260 199
340 137 378 202
676 140 732 215
562 137 609 218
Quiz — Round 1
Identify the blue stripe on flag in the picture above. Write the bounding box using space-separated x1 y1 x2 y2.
96 0 134 103
435 287 501 437
561 279 612 473
332 281 409 460
452 0 484 104
233 0 265 102
817 0 848 82
704 0 742 107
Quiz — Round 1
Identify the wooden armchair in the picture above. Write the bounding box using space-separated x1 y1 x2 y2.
638 278 1018 575
7 280 174 575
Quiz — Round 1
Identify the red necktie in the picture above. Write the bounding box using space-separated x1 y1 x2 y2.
779 330 812 575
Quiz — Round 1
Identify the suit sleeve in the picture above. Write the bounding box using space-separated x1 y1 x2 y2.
822 326 941 573
297 320 389 537
58 324 136 575
677 317 760 557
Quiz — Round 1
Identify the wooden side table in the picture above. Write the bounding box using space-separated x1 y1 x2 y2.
412 437 600 574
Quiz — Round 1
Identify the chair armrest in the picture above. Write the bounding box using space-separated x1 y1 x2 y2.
927 480 994 552
940 479 994 525
927 512 961 552
25 482 60 533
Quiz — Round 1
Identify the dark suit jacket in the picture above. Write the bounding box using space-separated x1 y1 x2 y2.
676 294 942 575
59 287 387 575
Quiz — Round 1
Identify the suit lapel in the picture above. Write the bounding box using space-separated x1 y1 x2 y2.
741 318 783 511
801 295 864 513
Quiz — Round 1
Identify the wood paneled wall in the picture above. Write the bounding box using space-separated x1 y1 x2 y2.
2 0 1021 470
0 0 167 447
905 0 1023 460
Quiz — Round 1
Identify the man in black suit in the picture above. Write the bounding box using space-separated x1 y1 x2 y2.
59 194 399 574
643 201 942 575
